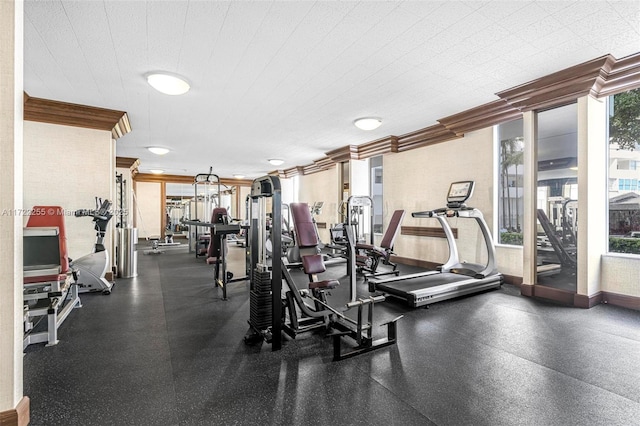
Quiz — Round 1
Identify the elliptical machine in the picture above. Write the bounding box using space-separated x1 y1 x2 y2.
73 198 114 294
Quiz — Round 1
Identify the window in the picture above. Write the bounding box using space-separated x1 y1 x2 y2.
496 119 524 245
618 179 638 191
608 87 640 254
370 156 383 234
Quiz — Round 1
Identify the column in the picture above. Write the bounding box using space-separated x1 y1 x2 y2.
0 0 28 423
576 95 607 304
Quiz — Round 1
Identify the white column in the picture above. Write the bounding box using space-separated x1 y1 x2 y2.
521 110 537 287
577 95 607 297
0 0 24 411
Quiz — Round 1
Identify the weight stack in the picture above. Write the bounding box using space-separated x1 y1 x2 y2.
249 269 272 331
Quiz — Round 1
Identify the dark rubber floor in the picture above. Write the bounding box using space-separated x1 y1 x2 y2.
24 244 640 425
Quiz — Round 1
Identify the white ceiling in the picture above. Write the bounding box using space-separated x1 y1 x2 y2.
24 1 640 179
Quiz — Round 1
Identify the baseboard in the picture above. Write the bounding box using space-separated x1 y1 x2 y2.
574 292 603 309
0 396 30 426
602 292 640 310
525 287 638 310
392 256 640 311
520 283 534 297
530 285 576 306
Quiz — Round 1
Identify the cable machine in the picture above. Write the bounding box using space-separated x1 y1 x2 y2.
189 169 221 257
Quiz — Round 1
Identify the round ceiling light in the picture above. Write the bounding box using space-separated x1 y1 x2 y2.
233 174 245 179
268 159 284 166
147 146 170 155
146 72 190 95
149 169 164 174
354 117 382 131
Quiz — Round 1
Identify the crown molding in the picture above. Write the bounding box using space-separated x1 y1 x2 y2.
356 136 399 159
397 123 460 152
115 156 140 170
134 173 193 184
599 51 640 97
277 167 303 179
439 99 522 136
296 52 640 176
496 55 616 111
134 173 252 186
326 145 358 163
23 93 131 139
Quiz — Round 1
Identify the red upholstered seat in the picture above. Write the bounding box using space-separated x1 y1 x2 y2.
290 205 341 292
290 203 319 248
301 254 326 275
356 209 405 274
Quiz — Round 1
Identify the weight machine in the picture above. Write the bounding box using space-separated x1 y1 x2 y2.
182 208 244 300
189 170 221 257
23 206 82 348
243 176 401 360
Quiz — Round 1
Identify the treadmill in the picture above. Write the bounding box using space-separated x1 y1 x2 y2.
368 181 503 307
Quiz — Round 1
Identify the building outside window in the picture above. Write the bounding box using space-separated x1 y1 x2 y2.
496 119 524 245
608 87 640 254
370 156 383 234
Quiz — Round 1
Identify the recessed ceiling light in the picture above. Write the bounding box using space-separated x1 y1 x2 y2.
268 159 284 166
233 174 245 179
146 72 190 95
149 169 164 174
354 117 382 131
147 146 170 155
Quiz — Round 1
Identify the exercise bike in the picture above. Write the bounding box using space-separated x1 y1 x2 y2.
72 198 114 295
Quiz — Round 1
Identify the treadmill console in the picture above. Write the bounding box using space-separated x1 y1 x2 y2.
446 181 474 208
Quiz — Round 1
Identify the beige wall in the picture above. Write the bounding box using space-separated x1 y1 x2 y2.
495 245 524 277
0 0 23 411
384 127 496 267
23 121 114 263
601 255 640 298
298 167 339 243
293 117 640 301
134 181 162 238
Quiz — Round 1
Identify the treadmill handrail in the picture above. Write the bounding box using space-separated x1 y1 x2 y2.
410 205 499 278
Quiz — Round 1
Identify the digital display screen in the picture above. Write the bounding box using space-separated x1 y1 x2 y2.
447 181 474 203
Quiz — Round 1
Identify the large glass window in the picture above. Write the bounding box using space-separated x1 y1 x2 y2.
608 88 640 254
536 103 578 290
496 119 524 245
370 156 383 234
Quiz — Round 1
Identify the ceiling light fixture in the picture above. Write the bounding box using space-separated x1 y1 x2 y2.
146 72 190 95
149 169 164 174
147 146 170 155
354 117 382 131
268 159 284 166
233 174 245 179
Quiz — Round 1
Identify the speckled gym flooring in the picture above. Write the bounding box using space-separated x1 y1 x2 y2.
24 243 640 425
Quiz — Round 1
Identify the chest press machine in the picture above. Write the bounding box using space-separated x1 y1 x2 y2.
243 175 401 361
